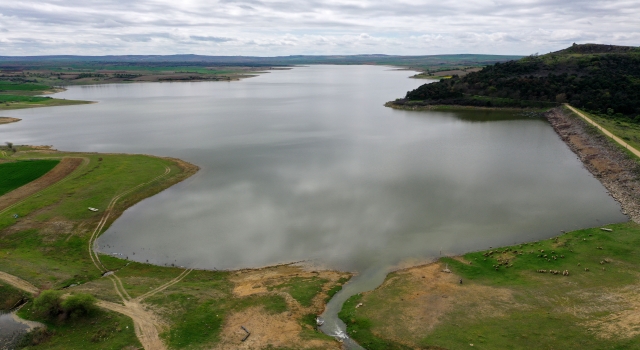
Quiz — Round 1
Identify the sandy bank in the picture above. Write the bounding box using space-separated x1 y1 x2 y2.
0 117 21 125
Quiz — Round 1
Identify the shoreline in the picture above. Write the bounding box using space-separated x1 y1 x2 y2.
384 101 537 112
546 107 639 223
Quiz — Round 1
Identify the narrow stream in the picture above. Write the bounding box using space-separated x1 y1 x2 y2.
319 264 391 349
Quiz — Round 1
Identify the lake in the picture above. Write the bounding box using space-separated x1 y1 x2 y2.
1 65 627 343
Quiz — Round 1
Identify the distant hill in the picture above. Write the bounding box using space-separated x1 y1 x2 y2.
395 44 640 119
0 54 522 71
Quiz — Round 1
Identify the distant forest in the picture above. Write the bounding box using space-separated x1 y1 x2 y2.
398 44 640 121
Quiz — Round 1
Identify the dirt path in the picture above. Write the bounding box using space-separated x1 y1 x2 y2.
0 271 39 295
135 268 192 302
96 300 168 350
565 104 640 159
0 157 86 213
84 164 177 349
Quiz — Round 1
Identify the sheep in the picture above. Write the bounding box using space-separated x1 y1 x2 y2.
562 270 569 276
585 268 590 272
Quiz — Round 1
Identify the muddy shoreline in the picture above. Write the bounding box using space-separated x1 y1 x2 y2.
546 107 640 223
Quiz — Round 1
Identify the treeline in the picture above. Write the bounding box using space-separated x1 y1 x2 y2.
400 44 640 121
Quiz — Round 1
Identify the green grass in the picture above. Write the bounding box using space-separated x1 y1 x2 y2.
0 81 51 91
149 289 288 348
339 294 412 350
0 96 91 110
578 110 640 155
0 95 51 103
341 222 640 350
0 159 59 196
0 281 30 311
16 302 141 349
269 276 328 307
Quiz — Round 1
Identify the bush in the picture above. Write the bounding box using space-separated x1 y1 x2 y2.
61 293 97 318
33 291 96 320
33 290 63 319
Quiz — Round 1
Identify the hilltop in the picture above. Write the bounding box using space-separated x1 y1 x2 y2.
390 44 640 120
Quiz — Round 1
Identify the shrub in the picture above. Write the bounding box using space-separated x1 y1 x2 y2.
33 290 63 319
61 293 97 318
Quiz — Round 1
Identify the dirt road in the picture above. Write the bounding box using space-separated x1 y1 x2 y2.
96 300 167 350
0 271 39 295
565 104 640 159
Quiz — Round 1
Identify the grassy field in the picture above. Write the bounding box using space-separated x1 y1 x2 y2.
0 82 51 92
0 160 59 196
340 222 640 350
582 112 640 154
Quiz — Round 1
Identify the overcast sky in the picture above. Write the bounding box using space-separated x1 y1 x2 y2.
0 0 638 56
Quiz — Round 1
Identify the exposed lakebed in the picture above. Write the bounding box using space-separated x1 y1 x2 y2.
1 65 627 344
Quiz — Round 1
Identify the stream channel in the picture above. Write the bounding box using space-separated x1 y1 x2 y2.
1 65 628 348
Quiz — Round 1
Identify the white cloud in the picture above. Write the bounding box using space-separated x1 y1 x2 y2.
0 0 638 55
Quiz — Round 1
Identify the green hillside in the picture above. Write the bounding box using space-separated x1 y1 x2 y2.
395 44 640 121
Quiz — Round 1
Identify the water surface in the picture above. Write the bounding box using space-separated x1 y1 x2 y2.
1 65 626 271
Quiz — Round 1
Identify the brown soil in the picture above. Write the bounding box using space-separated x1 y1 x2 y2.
214 265 348 349
0 117 21 125
0 157 84 212
546 108 640 222
570 283 640 339
356 262 520 347
214 306 334 350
